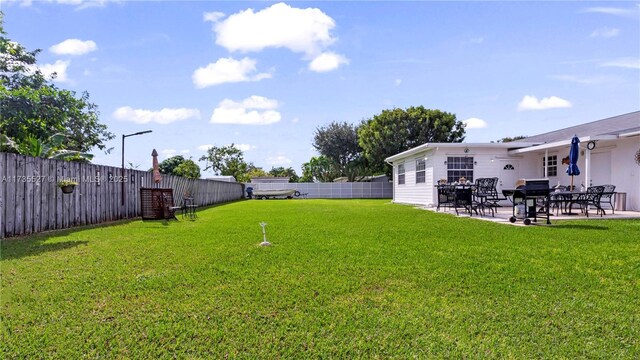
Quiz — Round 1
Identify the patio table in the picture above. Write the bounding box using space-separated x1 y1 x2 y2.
435 184 479 215
182 197 198 220
549 191 584 215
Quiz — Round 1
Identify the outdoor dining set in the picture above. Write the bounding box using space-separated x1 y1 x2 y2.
436 177 618 225
436 177 506 217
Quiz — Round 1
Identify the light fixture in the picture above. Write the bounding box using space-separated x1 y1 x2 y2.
122 130 152 205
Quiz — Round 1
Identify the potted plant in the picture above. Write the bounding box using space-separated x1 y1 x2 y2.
57 179 77 194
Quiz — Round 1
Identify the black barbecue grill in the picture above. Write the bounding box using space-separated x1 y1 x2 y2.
502 179 551 225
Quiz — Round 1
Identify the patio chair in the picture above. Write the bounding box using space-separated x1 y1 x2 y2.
599 184 616 214
436 185 456 212
473 178 496 216
475 177 505 215
454 187 477 216
573 185 606 217
549 185 568 215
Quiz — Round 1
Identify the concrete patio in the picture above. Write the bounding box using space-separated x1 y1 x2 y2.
421 204 640 226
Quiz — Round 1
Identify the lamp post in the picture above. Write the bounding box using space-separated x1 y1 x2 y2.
122 130 152 205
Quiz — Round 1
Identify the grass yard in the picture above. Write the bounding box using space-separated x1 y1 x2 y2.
1 199 639 358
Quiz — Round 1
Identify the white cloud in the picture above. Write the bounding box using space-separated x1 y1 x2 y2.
50 39 97 55
227 144 256 152
180 149 190 154
192 57 271 88
308 52 349 72
265 155 292 166
210 96 281 125
589 27 620 38
113 107 200 124
214 2 336 55
582 6 639 18
197 144 213 151
161 149 177 159
394 79 402 86
212 2 345 71
58 0 114 8
39 60 71 82
203 11 225 23
238 144 256 152
517 95 572 111
462 117 488 129
600 57 640 69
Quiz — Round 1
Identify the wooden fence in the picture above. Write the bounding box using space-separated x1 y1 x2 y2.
0 153 244 239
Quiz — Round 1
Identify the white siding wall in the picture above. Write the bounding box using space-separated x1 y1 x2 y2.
395 147 521 207
610 137 640 211
433 148 515 180
393 150 434 206
515 156 539 179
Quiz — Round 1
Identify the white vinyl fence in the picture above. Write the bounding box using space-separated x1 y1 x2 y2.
245 182 393 199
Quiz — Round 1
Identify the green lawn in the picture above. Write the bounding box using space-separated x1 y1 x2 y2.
1 199 639 358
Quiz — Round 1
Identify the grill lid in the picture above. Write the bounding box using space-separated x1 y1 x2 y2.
524 179 550 195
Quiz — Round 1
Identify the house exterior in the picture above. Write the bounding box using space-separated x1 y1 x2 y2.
385 111 640 211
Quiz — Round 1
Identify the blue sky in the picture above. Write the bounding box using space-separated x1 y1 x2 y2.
2 1 639 177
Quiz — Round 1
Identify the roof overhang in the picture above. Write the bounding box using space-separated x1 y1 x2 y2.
385 142 541 163
507 135 618 154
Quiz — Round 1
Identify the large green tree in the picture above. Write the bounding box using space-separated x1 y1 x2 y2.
158 155 186 175
313 121 367 182
174 159 201 179
246 166 269 179
199 144 252 182
300 155 340 183
155 155 201 179
268 166 300 183
358 107 465 174
0 14 114 154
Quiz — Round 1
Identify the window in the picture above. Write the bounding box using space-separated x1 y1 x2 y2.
503 164 515 170
415 158 426 184
543 155 557 177
397 163 405 185
447 156 474 183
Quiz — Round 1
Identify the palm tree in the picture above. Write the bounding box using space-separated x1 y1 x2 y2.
7 133 94 161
